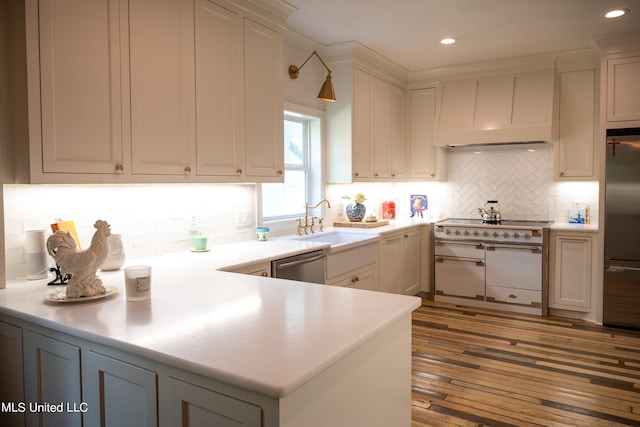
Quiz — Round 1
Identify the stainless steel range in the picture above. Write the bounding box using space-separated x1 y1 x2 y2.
432 218 550 315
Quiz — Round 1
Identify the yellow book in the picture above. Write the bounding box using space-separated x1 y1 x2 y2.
50 220 82 250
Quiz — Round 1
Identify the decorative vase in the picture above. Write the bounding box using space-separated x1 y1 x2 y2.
101 233 126 271
346 202 366 222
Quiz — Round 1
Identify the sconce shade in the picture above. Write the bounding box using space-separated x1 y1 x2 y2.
289 50 336 102
317 74 336 102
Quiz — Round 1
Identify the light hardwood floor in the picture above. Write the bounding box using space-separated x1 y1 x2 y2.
411 300 640 426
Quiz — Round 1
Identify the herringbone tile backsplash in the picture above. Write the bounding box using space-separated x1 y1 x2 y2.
448 143 553 220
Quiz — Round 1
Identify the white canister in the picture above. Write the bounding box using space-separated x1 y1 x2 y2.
26 230 48 280
101 233 126 271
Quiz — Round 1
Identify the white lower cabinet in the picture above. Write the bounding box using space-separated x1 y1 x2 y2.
23 331 82 427
2 312 412 427
324 239 379 291
83 350 158 427
550 232 593 312
168 377 262 426
327 265 378 291
379 234 402 293
0 320 25 427
378 229 421 295
221 262 271 277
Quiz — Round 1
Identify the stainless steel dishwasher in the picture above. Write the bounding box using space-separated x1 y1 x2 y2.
271 250 326 284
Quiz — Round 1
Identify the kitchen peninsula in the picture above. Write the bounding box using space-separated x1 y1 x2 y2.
0 239 421 427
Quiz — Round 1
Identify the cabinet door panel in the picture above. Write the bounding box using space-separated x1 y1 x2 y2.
607 56 640 123
129 0 194 175
24 331 82 427
552 235 592 311
373 79 391 179
195 0 244 176
352 68 374 179
83 350 158 427
169 377 262 427
389 84 406 179
402 231 420 295
0 322 24 427
244 19 283 178
379 236 402 294
409 88 437 179
557 69 595 177
38 0 123 174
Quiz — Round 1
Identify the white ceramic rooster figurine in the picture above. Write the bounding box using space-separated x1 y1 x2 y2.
47 220 111 298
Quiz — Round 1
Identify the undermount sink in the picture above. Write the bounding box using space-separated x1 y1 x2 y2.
289 230 380 251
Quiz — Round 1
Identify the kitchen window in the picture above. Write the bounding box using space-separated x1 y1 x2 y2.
261 107 322 222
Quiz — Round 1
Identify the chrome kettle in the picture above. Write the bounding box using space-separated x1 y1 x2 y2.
478 200 501 223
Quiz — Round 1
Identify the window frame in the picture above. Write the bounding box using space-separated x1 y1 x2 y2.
258 104 324 230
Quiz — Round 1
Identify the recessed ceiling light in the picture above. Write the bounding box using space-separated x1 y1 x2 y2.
605 9 629 19
440 37 456 45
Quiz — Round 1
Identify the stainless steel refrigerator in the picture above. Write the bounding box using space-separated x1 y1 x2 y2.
604 128 640 328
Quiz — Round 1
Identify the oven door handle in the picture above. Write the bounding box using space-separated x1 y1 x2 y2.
435 257 484 267
436 241 485 250
607 265 640 272
486 245 541 254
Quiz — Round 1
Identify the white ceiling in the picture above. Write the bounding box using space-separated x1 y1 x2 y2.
285 0 640 72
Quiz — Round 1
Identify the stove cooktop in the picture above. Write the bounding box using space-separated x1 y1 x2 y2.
437 218 552 228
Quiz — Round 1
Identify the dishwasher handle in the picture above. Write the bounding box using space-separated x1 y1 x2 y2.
275 252 326 270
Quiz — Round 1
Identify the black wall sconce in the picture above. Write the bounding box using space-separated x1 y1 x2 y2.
288 51 336 102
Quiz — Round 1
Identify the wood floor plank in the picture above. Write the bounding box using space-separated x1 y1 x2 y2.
412 300 640 427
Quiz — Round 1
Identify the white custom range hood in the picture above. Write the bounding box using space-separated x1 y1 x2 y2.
433 68 557 147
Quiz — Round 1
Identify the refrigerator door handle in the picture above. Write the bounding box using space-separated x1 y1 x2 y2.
607 265 640 272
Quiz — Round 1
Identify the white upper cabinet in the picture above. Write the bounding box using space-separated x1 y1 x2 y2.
556 69 596 179
351 68 375 180
129 0 195 177
24 0 289 183
433 69 556 146
194 1 284 180
26 0 127 181
408 87 445 180
326 62 406 183
194 0 245 177
604 53 640 127
243 18 284 179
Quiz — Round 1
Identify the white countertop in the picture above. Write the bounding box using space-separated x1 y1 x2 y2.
549 222 599 232
0 240 421 399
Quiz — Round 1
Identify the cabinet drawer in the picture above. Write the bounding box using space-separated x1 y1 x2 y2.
169 377 262 426
486 285 541 307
